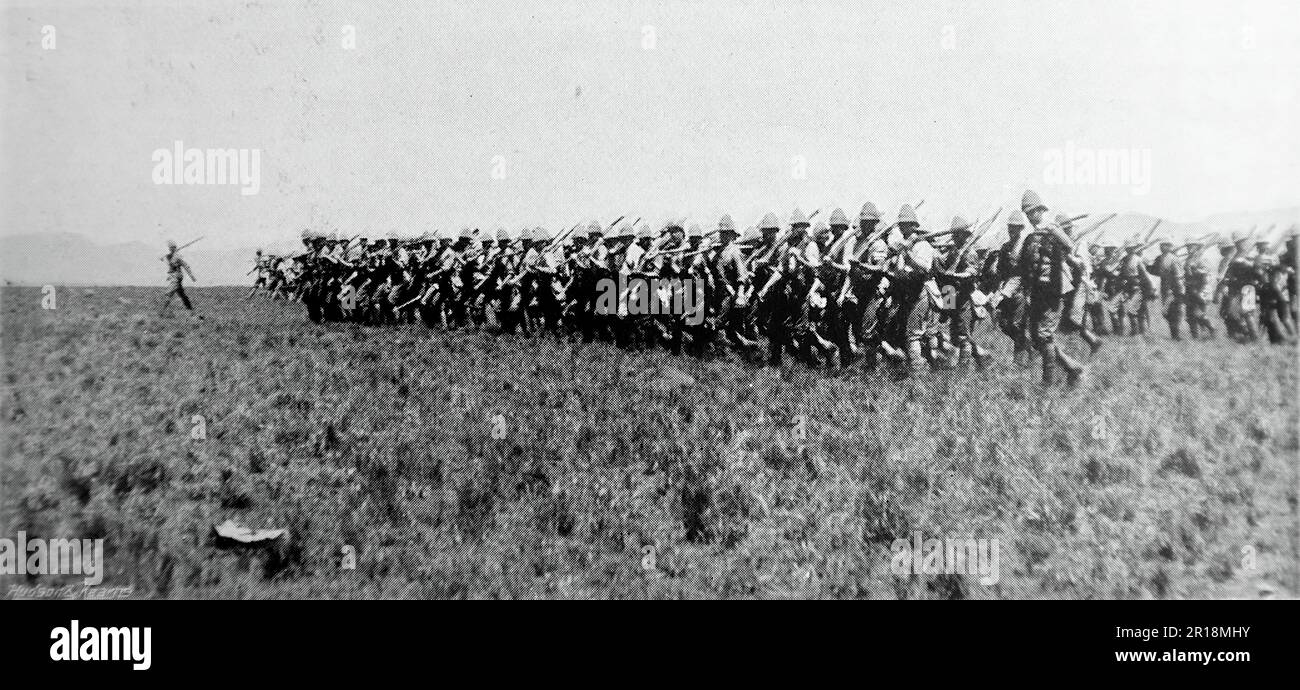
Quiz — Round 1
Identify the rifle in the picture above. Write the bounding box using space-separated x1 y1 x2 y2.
1269 224 1295 253
1074 213 1118 241
746 209 825 268
161 235 204 260
542 223 583 257
1138 219 1165 253
830 209 939 308
1172 233 1214 255
848 199 927 264
950 208 1003 269
1142 218 1163 245
1210 225 1260 283
471 247 524 292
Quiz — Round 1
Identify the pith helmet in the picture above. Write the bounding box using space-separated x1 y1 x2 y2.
760 212 781 230
635 222 653 240
1021 190 1047 214
532 226 551 242
687 223 703 239
812 220 831 239
614 221 635 240
587 220 603 236
300 228 312 240
829 208 849 227
859 202 881 221
571 225 589 241
1008 209 1026 227
167 240 178 250
790 207 809 227
740 226 760 244
950 215 971 232
718 214 737 234
496 227 511 242
1124 236 1142 250
1054 213 1074 229
664 217 685 232
897 204 919 225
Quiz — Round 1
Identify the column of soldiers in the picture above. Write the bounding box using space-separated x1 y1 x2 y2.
246 191 1300 385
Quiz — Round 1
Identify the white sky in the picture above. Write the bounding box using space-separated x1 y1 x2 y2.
3 0 1298 250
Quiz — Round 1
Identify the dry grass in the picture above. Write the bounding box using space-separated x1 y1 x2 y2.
2 285 1296 599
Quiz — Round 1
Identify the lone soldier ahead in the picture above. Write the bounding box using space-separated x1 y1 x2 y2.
161 240 202 319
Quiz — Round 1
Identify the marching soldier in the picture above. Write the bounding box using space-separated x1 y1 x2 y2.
715 214 757 352
1183 238 1217 339
1116 237 1154 336
882 203 934 374
1280 226 1298 325
1219 233 1258 342
161 240 202 318
1252 237 1296 344
992 210 1032 364
246 249 265 300
1018 190 1084 386
935 216 986 368
1057 214 1103 354
844 201 889 370
1148 238 1186 340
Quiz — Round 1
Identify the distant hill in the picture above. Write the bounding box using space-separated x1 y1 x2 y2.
3 208 1297 286
0 233 298 286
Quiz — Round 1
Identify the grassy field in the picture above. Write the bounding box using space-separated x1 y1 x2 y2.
2 285 1297 599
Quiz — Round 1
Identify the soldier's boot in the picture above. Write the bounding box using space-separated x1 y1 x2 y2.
880 340 907 362
1040 345 1081 389
1081 329 1103 355
956 343 973 368
926 336 951 369
907 340 927 375
1040 345 1056 385
768 329 784 366
814 332 840 368
837 334 855 367
1240 318 1258 343
971 343 989 370
861 347 879 371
